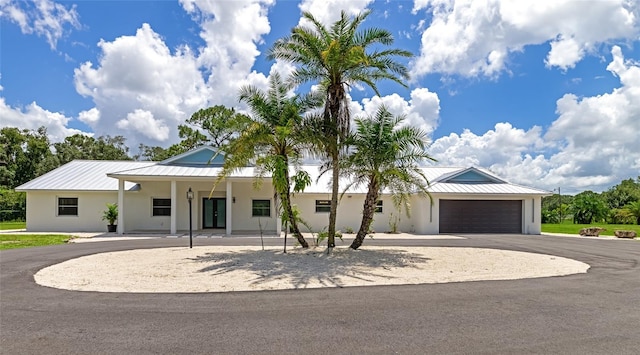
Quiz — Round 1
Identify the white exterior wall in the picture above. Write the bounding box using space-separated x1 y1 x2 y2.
24 179 275 233
291 193 402 234
123 181 171 231
25 191 118 232
229 180 278 233
407 195 435 234
24 184 542 235
524 196 542 234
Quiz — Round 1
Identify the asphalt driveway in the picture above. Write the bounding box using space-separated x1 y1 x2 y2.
1 234 639 354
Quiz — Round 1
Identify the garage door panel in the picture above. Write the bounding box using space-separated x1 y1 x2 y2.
440 200 522 234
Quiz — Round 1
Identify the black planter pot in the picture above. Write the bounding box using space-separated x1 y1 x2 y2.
107 224 117 233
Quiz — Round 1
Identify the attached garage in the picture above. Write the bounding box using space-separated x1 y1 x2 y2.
439 200 522 234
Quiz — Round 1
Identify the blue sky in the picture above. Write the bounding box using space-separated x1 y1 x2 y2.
1 0 639 194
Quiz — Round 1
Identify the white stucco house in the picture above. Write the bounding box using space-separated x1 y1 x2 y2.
16 146 549 235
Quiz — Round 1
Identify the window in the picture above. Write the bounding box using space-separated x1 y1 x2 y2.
252 199 271 217
375 200 383 213
58 197 78 216
315 200 331 213
152 198 171 216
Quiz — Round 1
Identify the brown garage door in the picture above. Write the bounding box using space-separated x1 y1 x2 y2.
439 200 522 233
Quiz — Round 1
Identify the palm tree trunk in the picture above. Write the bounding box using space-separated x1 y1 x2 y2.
283 220 288 253
282 191 308 248
327 150 339 249
350 177 379 250
325 83 346 251
280 169 308 248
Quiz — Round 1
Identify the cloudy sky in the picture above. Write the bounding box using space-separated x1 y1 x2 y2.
1 0 639 194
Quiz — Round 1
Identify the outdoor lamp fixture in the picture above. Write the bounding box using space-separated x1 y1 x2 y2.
187 187 194 248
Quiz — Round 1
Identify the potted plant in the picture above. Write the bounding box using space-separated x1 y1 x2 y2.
102 203 118 232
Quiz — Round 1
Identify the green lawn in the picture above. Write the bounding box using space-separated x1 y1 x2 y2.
0 221 26 230
0 234 72 250
542 223 640 237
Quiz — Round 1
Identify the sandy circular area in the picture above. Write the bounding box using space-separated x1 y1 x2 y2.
34 246 589 293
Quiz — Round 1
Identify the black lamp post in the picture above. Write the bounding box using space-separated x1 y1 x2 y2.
187 187 194 248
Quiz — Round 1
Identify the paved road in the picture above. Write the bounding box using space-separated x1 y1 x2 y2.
1 235 639 354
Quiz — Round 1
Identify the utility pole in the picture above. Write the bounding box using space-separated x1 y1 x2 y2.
558 187 562 223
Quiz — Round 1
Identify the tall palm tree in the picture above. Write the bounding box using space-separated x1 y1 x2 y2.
268 10 412 248
342 106 435 249
221 73 315 248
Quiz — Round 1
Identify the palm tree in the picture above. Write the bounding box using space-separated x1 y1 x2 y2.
268 10 412 249
342 106 435 249
626 201 640 225
221 73 315 248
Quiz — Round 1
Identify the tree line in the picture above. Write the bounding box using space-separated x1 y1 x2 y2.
0 127 133 221
542 178 640 225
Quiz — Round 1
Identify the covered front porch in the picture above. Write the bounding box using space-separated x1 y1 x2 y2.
99 146 276 236
110 177 281 237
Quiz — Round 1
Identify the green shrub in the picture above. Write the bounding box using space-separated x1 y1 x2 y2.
315 229 342 246
388 213 400 233
101 203 118 225
608 208 635 224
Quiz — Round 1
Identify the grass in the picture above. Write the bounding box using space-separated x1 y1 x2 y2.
542 223 640 237
0 221 26 230
0 234 72 250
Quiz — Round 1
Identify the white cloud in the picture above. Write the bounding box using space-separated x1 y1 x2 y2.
431 46 640 193
73 23 210 145
298 0 373 26
360 88 440 135
180 0 275 104
0 97 86 142
0 0 80 49
411 0 638 77
545 35 584 70
117 109 170 141
430 122 545 168
70 1 288 147
78 107 100 125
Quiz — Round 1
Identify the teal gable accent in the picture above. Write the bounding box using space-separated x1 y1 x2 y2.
447 170 499 183
167 149 224 166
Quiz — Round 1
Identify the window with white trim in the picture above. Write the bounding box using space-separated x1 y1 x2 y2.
58 197 78 216
252 199 271 217
152 198 171 216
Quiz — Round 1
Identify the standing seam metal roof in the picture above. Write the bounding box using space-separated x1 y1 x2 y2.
16 160 156 191
16 160 550 195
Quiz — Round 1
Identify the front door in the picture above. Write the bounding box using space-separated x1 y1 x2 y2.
203 198 226 229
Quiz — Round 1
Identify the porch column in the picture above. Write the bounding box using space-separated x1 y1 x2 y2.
226 180 232 236
170 180 177 234
117 179 124 235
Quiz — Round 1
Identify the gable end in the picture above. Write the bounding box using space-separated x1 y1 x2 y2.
441 168 506 184
160 146 224 166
